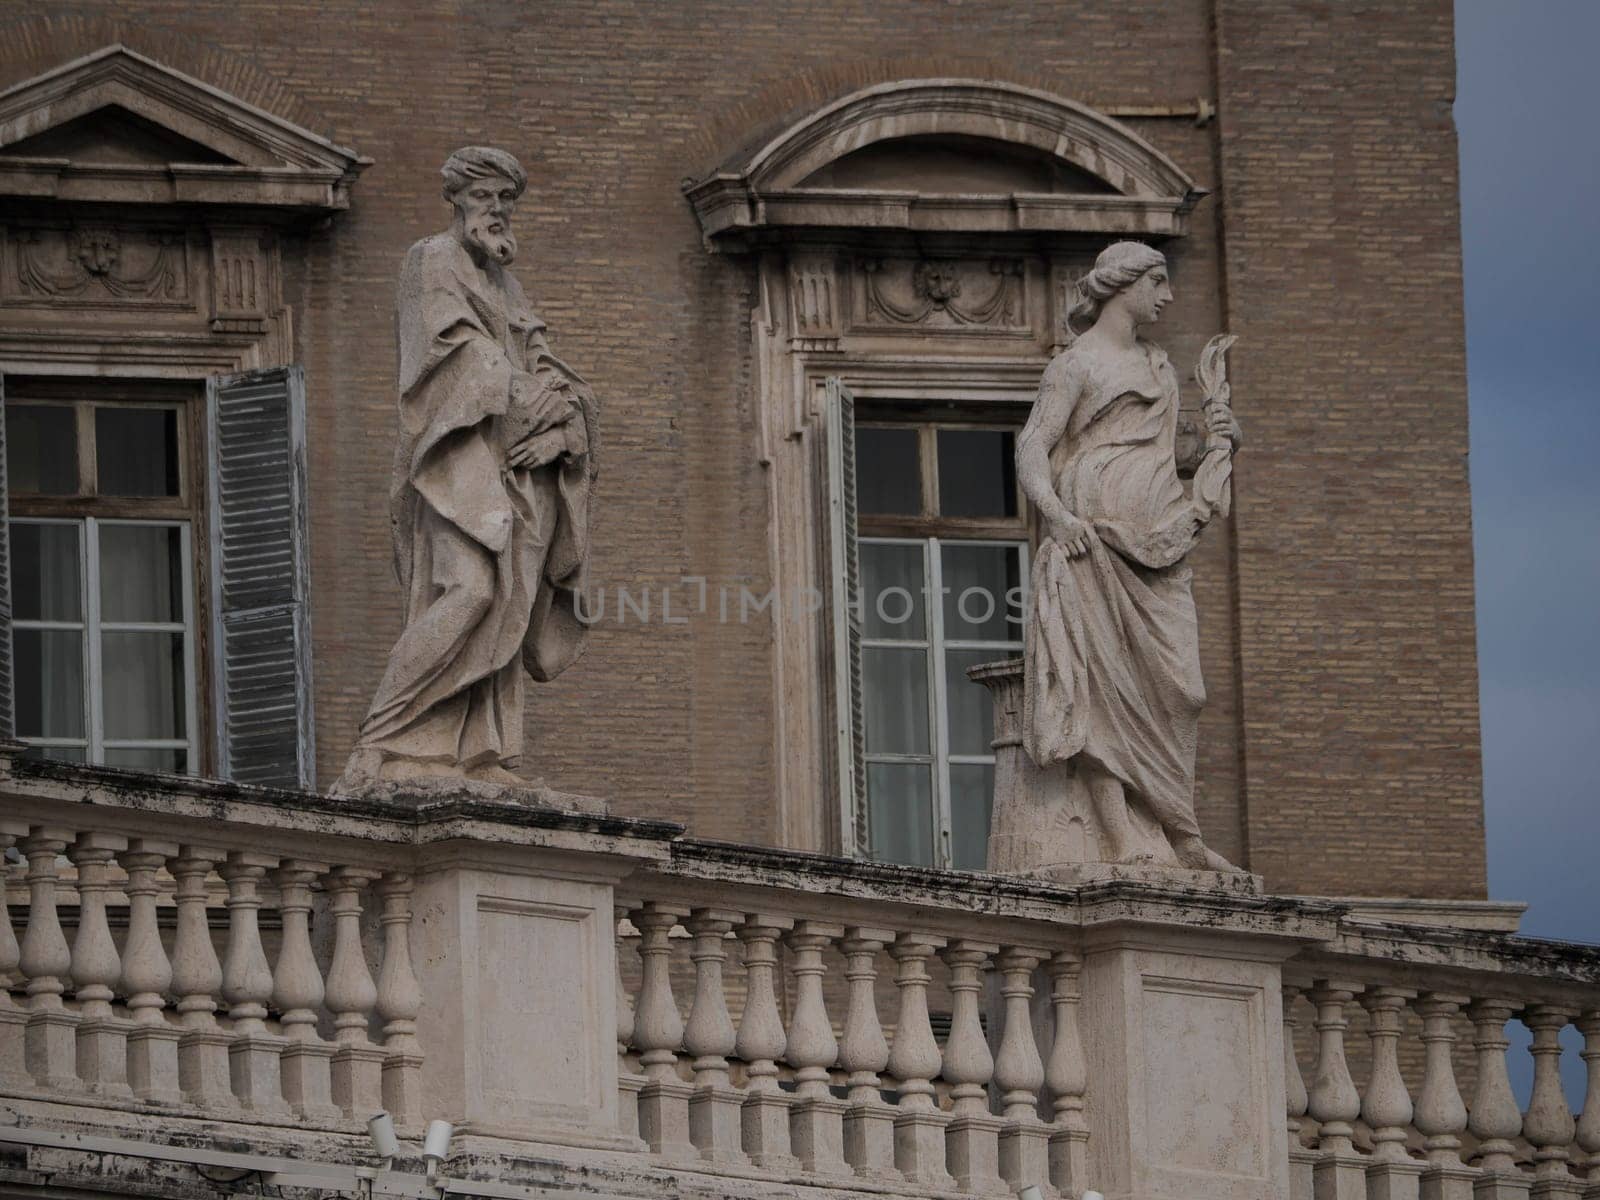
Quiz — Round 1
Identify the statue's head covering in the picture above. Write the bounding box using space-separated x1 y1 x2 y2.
440 146 527 199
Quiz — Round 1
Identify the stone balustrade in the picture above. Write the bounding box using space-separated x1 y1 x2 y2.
2 755 1598 1200
1282 929 1600 1200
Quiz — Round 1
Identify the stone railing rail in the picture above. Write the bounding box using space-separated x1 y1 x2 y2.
2 756 1598 1200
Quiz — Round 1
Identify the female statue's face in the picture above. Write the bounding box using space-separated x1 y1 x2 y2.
1120 264 1173 327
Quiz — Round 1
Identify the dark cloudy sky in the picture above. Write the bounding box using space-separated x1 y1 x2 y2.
1456 0 1599 946
1456 0 1598 1101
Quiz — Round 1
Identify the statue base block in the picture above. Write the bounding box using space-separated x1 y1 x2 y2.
331 773 609 815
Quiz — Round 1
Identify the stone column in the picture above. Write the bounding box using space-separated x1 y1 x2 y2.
838 926 898 1181
375 871 424 1128
786 921 849 1177
170 845 233 1109
632 902 695 1163
1362 987 1422 1200
120 839 182 1105
20 827 78 1091
1413 993 1474 1200
943 939 1005 1195
1307 980 1366 1200
68 832 132 1098
272 859 339 1122
0 828 29 1089
736 914 799 1170
888 933 955 1188
1046 952 1090 1199
220 851 288 1115
994 947 1049 1195
682 907 745 1165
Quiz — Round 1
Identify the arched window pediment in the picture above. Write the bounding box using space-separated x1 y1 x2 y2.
686 78 1206 248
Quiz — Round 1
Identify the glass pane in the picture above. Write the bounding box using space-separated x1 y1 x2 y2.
949 762 995 871
856 426 921 515
10 522 82 622
100 524 184 623
101 631 186 740
95 407 180 497
22 744 87 764
867 761 935 867
945 648 1000 757
13 628 85 738
863 646 930 755
941 543 1024 642
937 429 1017 518
103 746 186 774
6 405 78 495
861 541 925 640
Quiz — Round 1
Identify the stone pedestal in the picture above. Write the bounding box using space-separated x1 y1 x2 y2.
844 1099 900 1181
1313 1150 1371 1200
410 837 646 1152
1079 919 1319 1200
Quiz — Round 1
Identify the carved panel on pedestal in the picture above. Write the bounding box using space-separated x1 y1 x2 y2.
2 225 191 308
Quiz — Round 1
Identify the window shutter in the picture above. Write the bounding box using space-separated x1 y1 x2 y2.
206 366 315 789
824 376 868 856
0 376 13 741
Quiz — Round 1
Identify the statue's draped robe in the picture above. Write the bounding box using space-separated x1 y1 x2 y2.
1020 340 1205 840
352 233 595 770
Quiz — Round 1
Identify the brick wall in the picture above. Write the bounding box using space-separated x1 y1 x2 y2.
0 0 1485 897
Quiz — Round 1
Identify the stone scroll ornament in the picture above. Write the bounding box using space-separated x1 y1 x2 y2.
333 146 602 811
982 241 1245 879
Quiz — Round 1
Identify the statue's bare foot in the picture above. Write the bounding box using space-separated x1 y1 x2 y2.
466 763 525 786
1173 834 1245 873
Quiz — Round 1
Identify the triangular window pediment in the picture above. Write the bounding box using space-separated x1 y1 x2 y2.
0 104 236 167
0 45 368 211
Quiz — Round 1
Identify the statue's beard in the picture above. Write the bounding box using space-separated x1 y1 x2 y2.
464 216 516 265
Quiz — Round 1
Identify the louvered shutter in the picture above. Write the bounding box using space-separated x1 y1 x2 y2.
824 377 868 856
207 366 314 789
0 376 13 741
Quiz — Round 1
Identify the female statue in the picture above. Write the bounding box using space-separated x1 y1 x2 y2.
1014 241 1241 872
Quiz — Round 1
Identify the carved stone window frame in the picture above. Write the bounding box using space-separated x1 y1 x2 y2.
692 80 1203 854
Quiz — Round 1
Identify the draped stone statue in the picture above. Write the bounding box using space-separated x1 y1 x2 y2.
980 241 1243 876
335 146 598 800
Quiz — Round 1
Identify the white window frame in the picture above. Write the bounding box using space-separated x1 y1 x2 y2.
860 534 1028 869
10 514 198 772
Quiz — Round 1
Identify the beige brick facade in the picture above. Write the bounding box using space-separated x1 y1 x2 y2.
0 0 1485 898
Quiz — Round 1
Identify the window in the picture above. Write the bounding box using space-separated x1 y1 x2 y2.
855 418 1029 869
5 383 201 773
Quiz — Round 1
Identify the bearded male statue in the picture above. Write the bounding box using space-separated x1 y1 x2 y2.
336 146 597 796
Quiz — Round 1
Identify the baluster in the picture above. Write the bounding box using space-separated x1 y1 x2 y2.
1046 952 1089 1199
375 872 423 1129
682 907 744 1164
786 921 848 1176
994 947 1048 1194
838 927 898 1181
272 859 337 1122
1467 1000 1524 1176
120 839 181 1104
170 846 232 1108
1574 1010 1600 1184
615 902 645 1145
325 866 384 1117
1523 1005 1578 1179
631 902 694 1162
888 932 955 1188
220 851 287 1114
1307 980 1366 1198
67 832 130 1097
19 826 77 1090
0 828 31 1089
736 914 799 1170
1364 987 1423 1199
1413 993 1473 1200
942 939 1004 1195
